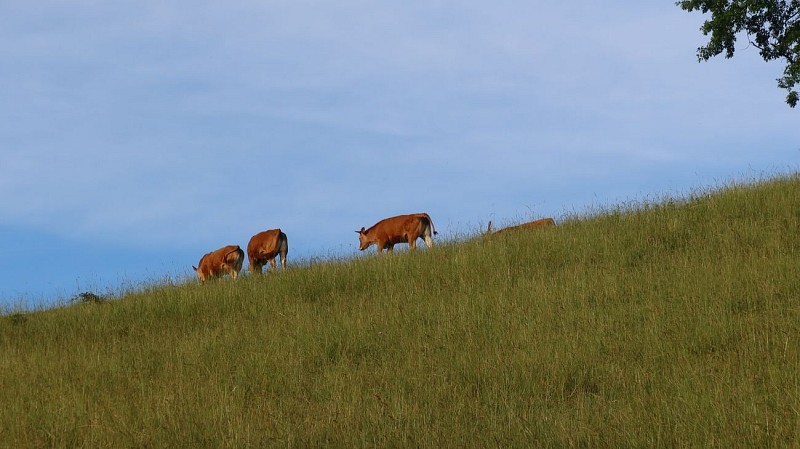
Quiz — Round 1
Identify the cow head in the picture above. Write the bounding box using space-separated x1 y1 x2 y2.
356 227 371 251
192 265 207 282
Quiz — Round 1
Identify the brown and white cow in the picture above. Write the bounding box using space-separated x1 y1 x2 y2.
193 245 244 282
357 213 437 253
247 228 288 274
488 217 555 235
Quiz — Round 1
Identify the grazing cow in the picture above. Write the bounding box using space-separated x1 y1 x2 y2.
193 245 244 282
488 217 556 235
357 213 437 253
247 228 288 274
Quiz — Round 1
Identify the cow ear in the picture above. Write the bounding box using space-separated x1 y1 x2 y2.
192 265 198 271
360 227 366 234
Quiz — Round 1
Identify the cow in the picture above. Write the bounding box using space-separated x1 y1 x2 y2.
193 245 244 282
247 228 288 274
357 213 437 253
487 217 556 235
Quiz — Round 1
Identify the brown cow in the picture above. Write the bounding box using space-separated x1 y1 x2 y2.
488 217 556 235
193 245 244 282
247 228 288 274
357 213 437 253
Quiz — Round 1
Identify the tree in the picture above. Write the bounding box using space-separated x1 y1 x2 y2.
677 0 800 107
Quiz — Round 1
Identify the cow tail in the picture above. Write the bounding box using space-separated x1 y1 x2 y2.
426 213 438 235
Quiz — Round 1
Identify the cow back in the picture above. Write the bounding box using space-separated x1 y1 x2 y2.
493 217 555 234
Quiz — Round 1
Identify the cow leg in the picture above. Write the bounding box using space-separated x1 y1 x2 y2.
424 234 434 248
250 261 263 275
269 258 277 271
408 238 416 251
280 253 287 269
386 243 394 253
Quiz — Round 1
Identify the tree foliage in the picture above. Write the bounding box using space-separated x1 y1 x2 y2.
677 0 800 107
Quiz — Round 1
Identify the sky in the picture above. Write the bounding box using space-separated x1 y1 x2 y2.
1 1 797 310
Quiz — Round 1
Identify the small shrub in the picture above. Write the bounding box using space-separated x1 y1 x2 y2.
72 292 105 304
6 313 27 326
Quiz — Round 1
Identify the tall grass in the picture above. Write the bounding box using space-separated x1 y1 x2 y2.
2 176 800 447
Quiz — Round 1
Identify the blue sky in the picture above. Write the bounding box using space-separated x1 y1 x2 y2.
1 1 797 310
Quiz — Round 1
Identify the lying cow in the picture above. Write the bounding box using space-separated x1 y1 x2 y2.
357 213 437 253
193 245 244 282
247 228 288 274
488 217 556 235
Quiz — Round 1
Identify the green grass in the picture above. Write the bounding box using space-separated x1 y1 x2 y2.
2 175 800 448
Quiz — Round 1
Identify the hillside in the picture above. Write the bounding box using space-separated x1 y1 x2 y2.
2 175 800 448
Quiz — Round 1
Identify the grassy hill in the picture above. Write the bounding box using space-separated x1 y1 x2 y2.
2 175 800 448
